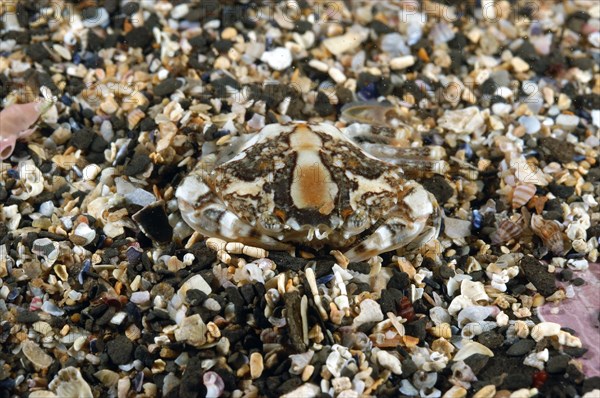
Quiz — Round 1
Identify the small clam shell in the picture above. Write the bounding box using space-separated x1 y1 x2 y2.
32 321 53 336
94 369 120 387
453 341 494 362
22 340 53 370
511 183 536 208
530 321 561 342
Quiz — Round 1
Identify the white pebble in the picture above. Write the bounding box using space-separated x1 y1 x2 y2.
518 115 541 134
110 311 127 325
39 201 55 217
555 114 580 130
130 291 150 304
260 47 293 71
390 55 415 70
328 67 347 84
171 4 189 19
308 59 329 72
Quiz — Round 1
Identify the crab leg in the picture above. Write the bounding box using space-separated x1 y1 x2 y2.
176 174 292 250
343 182 441 262
357 143 449 176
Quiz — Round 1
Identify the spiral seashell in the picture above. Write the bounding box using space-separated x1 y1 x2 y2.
428 323 452 339
490 219 523 244
511 183 536 208
530 321 561 342
530 215 565 255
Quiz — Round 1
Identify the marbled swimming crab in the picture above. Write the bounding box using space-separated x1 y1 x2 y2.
176 120 446 262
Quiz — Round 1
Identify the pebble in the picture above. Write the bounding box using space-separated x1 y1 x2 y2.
153 78 183 97
511 57 530 73
555 114 580 130
506 339 536 356
260 47 293 71
390 55 416 70
323 32 366 56
106 335 134 365
353 299 384 328
546 355 570 374
518 116 541 134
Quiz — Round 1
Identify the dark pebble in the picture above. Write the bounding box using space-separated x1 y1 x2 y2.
178 357 205 398
26 43 51 63
546 354 570 374
153 77 183 97
401 358 418 376
519 255 557 297
387 269 410 290
369 20 394 34
548 182 575 199
186 289 207 306
16 311 40 324
379 288 403 314
502 373 533 390
572 277 585 286
404 317 427 341
314 91 335 116
539 137 576 164
422 175 454 204
70 128 95 150
506 339 536 356
125 147 151 176
240 284 257 305
293 20 312 34
347 262 371 274
477 331 504 349
132 201 173 243
284 291 306 353
463 353 489 375
583 377 600 394
268 251 307 272
106 335 134 365
124 27 153 48
560 268 574 281
563 346 588 358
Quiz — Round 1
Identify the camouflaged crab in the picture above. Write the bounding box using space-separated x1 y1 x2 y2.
176 121 446 262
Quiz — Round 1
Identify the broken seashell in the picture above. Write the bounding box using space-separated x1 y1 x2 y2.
374 349 403 375
513 320 529 339
453 341 494 362
457 306 498 327
530 215 565 255
491 219 523 245
557 330 582 348
94 369 120 387
22 340 53 370
511 184 536 209
428 323 452 339
461 280 489 302
530 322 561 342
49 367 93 398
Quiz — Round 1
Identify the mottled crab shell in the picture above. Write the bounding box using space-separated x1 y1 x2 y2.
177 122 440 261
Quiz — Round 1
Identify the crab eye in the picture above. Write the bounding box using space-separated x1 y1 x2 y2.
259 212 284 233
344 210 369 234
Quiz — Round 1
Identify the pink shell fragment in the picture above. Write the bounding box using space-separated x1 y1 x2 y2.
0 101 44 160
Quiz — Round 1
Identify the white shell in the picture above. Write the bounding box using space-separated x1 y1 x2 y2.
49 367 93 398
453 341 494 362
460 280 490 302
374 349 403 375
530 322 561 342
